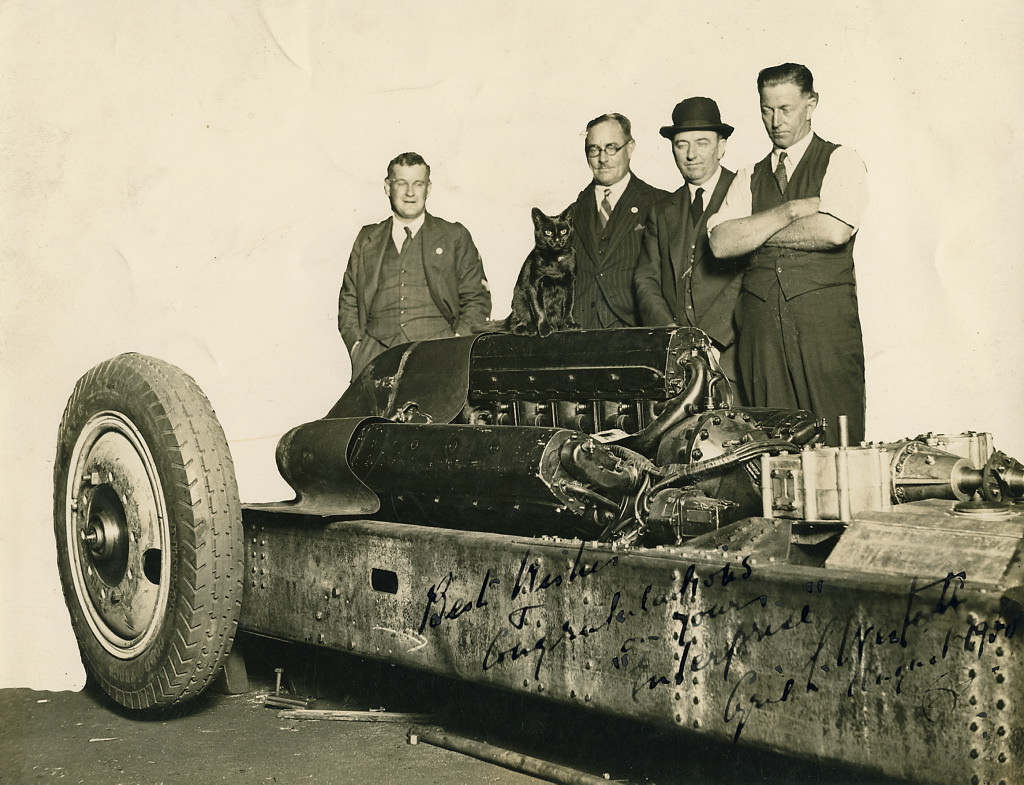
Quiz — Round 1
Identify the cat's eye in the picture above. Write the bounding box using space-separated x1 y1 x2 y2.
559 229 567 235
544 230 553 236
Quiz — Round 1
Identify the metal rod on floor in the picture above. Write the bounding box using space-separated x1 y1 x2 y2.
279 709 434 723
407 725 617 785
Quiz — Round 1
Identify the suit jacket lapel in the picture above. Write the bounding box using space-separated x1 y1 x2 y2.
364 218 392 312
664 188 688 288
704 168 733 222
420 213 439 277
691 168 734 272
602 176 643 259
574 188 601 268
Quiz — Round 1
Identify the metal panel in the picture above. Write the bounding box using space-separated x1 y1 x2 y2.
828 500 1024 582
241 508 1021 785
327 336 480 422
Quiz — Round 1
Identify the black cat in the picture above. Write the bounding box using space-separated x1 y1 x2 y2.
503 206 579 337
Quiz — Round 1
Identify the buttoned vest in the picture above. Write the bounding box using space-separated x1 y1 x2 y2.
744 135 857 300
367 229 449 345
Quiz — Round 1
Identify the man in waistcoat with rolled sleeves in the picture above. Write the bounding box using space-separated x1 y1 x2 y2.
568 113 668 329
634 97 746 393
338 151 491 379
708 63 868 446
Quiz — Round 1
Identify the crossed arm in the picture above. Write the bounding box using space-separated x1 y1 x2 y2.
708 196 853 258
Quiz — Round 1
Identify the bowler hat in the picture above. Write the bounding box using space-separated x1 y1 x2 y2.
659 97 734 139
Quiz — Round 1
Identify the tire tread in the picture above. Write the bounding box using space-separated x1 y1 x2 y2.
53 353 243 711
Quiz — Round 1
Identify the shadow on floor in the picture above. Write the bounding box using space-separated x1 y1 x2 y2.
232 632 908 785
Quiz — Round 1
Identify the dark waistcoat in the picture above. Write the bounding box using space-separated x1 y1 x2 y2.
744 135 857 300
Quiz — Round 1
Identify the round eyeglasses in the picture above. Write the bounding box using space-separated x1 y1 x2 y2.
585 141 631 158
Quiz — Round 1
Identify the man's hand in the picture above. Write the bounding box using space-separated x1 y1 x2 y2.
709 196 824 258
765 200 853 251
711 195 813 258
786 197 820 222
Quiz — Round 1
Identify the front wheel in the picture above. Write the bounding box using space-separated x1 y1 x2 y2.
53 353 243 711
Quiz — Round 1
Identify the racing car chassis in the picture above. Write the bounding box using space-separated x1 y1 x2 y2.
54 328 1022 785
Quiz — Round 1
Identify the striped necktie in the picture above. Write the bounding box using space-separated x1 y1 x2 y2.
599 188 612 228
774 151 788 194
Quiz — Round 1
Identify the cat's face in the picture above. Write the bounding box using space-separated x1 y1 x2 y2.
532 208 573 250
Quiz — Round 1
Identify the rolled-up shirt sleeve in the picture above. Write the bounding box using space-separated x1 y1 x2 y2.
706 168 753 234
818 146 868 231
707 147 868 234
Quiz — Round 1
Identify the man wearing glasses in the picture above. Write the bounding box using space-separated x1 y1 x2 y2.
338 151 491 378
568 113 667 329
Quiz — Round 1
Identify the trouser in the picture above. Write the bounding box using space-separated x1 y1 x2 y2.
736 282 865 447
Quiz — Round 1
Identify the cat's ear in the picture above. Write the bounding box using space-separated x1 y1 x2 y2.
531 207 545 226
559 205 575 224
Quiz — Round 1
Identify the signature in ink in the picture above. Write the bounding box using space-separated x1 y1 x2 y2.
417 569 499 634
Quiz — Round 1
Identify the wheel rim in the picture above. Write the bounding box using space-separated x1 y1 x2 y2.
65 411 172 659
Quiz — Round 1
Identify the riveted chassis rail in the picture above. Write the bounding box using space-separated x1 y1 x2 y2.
240 509 1021 785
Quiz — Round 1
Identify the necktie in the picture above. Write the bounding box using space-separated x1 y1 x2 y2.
400 226 412 253
599 188 612 229
774 151 788 194
690 187 704 225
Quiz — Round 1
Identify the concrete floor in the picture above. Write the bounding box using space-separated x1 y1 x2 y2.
0 686 545 785
1 635 906 785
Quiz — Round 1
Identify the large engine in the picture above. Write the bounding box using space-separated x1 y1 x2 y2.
266 328 1024 546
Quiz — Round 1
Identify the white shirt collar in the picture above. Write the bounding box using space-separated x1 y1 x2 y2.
687 165 723 201
391 212 426 250
774 130 815 172
594 171 632 209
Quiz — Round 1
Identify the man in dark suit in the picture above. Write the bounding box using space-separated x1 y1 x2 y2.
569 113 667 329
338 151 491 378
634 97 746 389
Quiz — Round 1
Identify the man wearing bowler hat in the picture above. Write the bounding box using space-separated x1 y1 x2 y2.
634 97 746 390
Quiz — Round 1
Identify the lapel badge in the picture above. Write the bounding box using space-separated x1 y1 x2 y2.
435 247 443 255
630 206 638 214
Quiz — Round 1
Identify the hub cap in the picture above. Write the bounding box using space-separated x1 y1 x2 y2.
65 412 171 658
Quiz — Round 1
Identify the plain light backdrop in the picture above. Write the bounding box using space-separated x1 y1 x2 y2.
2 1 1022 691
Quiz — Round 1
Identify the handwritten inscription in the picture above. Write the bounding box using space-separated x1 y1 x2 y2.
415 547 1017 745
417 541 619 636
634 570 1016 742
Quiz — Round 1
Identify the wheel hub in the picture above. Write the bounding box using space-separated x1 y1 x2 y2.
65 412 171 659
80 484 129 571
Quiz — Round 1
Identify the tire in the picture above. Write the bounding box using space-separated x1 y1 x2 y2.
53 353 243 711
